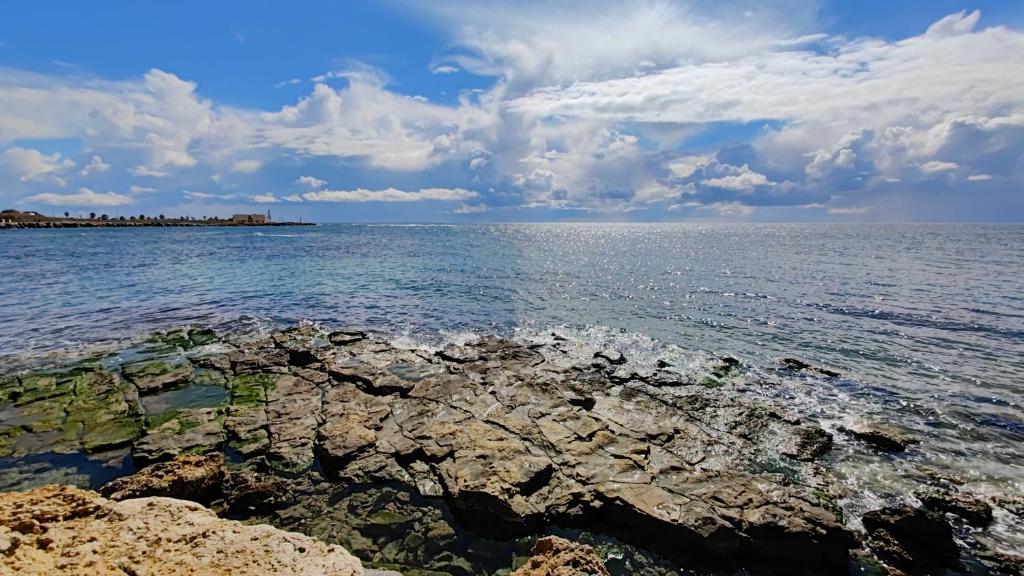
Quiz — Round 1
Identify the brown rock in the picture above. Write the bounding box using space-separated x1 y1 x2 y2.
0 485 365 575
512 536 609 576
100 453 225 503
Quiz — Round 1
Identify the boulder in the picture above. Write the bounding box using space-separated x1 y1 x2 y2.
0 485 364 576
100 453 225 503
511 536 609 576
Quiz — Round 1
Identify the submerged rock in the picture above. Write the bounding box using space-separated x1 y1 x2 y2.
779 358 841 378
861 505 959 574
839 424 918 453
512 536 609 576
782 425 834 462
0 485 364 575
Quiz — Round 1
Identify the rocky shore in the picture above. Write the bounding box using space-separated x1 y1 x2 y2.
1 324 1020 575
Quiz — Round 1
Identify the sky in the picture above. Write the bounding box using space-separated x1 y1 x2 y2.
0 1 1022 222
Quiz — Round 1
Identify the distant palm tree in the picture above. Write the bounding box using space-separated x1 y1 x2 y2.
64 211 69 218
159 214 165 220
89 212 96 219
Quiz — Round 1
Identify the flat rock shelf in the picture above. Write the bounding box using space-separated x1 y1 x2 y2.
0 324 1019 576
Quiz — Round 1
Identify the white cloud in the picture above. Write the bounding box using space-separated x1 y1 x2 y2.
669 155 711 179
967 174 993 181
183 190 214 199
282 194 304 202
430 65 460 75
454 203 487 214
295 175 326 188
129 185 157 193
413 0 814 89
232 159 262 173
274 78 302 88
130 165 170 178
920 160 959 174
26 187 132 207
78 155 110 177
0 7 1021 219
702 172 770 191
0 147 74 186
303 187 478 203
252 194 279 203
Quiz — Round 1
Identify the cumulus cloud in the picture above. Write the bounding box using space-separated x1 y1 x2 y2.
0 6 1021 220
1 147 74 186
252 193 278 203
295 175 326 188
303 187 477 203
430 65 460 75
701 165 772 191
129 185 157 193
26 187 132 207
78 155 111 177
412 0 814 89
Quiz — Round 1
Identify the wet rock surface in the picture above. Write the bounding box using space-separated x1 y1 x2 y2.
862 505 960 574
0 485 364 575
1 324 1020 575
914 486 994 527
512 536 609 576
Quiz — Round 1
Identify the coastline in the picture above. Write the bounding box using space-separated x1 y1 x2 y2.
0 220 315 229
2 323 1019 575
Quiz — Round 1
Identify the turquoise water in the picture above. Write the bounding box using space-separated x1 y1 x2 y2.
2 223 1023 551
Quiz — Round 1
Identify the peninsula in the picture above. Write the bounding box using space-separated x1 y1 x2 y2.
0 209 314 229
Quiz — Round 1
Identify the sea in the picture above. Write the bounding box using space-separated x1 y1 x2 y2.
1 223 1022 555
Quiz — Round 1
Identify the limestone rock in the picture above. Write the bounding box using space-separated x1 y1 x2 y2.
100 453 225 503
512 536 609 576
133 407 224 464
0 485 364 576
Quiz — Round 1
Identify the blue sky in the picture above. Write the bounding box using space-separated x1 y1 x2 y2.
1 1 1022 222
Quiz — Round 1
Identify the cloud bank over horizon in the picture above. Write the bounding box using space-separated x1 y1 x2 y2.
0 2 1022 221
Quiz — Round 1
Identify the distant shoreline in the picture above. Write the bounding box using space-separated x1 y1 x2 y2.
0 220 315 230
